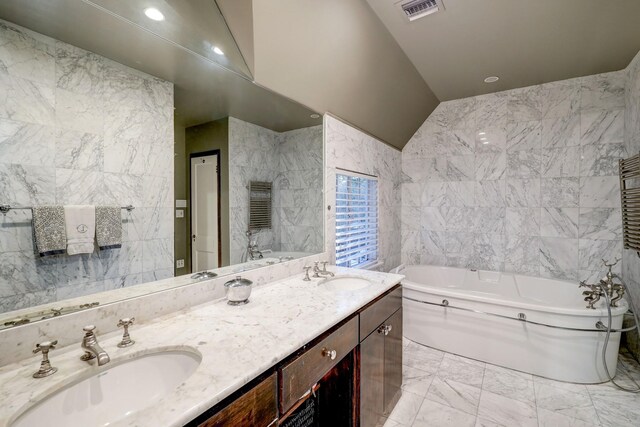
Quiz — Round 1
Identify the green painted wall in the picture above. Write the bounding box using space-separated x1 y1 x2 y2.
184 118 231 270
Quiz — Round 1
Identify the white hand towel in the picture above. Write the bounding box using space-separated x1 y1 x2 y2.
64 205 96 255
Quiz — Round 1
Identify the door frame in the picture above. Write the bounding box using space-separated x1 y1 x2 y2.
189 149 222 271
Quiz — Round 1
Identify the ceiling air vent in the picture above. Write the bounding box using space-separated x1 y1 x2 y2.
396 0 444 21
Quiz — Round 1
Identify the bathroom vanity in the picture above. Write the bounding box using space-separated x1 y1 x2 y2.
189 285 402 427
0 268 403 427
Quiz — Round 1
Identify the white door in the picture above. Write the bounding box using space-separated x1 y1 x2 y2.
191 154 219 271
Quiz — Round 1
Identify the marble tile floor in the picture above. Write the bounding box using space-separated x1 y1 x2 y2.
383 338 640 427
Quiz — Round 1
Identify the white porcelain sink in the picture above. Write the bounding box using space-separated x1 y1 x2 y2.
11 350 201 427
319 275 373 292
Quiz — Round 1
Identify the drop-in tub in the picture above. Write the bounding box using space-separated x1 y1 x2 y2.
396 265 628 383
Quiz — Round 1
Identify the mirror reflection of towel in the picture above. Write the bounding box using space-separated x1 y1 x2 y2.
32 206 66 257
64 205 95 255
96 206 122 250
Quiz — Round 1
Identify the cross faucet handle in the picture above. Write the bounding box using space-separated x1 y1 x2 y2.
117 317 135 348
33 340 58 354
32 340 58 378
303 266 312 281
602 258 621 269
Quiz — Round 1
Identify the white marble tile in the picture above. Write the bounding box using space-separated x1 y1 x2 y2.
0 73 54 125
505 179 541 207
542 114 581 148
477 390 537 427
414 399 476 427
403 340 445 374
541 177 580 208
0 20 55 85
579 176 620 208
55 88 103 134
540 207 579 238
578 239 622 270
506 208 540 236
0 118 54 166
507 86 542 122
537 408 600 427
541 81 581 119
539 237 579 280
579 142 625 177
387 391 424 425
475 181 505 208
474 128 506 152
506 121 541 152
54 168 103 205
475 93 508 128
437 355 485 388
445 181 475 207
541 146 580 177
425 377 481 415
446 155 475 181
54 128 103 171
581 72 626 112
504 235 540 267
580 109 624 146
578 208 622 240
535 382 598 423
475 153 506 181
103 137 150 175
402 365 435 397
482 364 535 404
55 42 103 95
506 150 540 178
0 163 55 205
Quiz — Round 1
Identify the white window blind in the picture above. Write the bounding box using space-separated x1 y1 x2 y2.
335 172 378 268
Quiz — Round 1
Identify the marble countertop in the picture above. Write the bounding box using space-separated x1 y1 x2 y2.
0 267 403 427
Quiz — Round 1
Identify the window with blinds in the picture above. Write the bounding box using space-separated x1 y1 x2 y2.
335 172 378 268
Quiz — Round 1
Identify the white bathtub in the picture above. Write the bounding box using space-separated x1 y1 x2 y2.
397 265 629 383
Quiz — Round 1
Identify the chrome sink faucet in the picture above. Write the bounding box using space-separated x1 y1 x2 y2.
313 261 335 277
80 325 110 366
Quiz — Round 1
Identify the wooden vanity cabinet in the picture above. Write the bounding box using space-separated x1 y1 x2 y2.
359 287 403 427
197 373 277 427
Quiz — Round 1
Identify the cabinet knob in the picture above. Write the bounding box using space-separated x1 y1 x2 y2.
377 324 392 335
322 348 337 360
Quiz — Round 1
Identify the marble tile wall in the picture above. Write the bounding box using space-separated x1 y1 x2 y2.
324 115 402 273
402 71 626 281
623 51 640 317
227 117 323 264
276 125 324 254
0 20 174 313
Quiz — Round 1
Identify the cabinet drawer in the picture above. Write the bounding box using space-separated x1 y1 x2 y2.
360 287 402 340
199 373 277 427
280 316 358 413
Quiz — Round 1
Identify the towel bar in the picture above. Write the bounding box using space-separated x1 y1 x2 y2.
0 204 135 215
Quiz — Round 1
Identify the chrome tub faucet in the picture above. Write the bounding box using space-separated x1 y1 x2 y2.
80 325 110 366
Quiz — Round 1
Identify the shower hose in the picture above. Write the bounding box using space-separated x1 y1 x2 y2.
601 275 640 392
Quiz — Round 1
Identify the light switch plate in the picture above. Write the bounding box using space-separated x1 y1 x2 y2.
176 259 184 268
176 199 187 208
176 209 184 218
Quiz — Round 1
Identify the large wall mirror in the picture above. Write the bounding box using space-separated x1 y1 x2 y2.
0 1 324 328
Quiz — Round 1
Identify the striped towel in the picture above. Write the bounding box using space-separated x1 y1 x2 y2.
32 206 66 257
96 206 122 250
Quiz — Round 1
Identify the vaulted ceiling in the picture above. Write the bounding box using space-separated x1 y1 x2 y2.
366 0 640 101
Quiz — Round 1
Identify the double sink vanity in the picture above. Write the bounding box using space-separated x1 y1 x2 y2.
0 267 404 427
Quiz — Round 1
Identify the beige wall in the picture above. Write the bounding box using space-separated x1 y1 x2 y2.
184 119 231 271
250 0 438 150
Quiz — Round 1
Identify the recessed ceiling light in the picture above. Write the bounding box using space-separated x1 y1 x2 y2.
484 76 499 83
144 8 164 21
212 46 224 56
310 114 320 119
